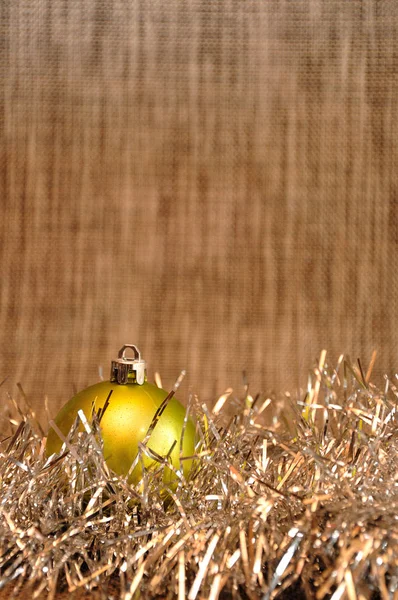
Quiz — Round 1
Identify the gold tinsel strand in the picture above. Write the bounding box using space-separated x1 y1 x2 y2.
0 353 398 599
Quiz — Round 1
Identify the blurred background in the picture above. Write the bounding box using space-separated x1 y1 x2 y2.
1 1 398 422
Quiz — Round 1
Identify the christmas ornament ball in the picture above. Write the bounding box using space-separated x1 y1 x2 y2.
46 345 196 487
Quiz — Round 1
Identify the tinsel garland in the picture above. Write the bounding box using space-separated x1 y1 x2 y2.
0 353 397 599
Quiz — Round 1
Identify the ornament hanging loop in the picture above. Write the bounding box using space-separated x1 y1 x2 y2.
111 344 146 385
118 344 141 362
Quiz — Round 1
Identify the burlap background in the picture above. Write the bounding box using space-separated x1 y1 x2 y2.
1 1 398 423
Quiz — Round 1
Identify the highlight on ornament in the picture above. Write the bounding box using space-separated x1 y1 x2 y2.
0 348 397 599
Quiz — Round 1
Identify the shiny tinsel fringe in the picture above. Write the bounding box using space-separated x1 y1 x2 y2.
1 353 398 599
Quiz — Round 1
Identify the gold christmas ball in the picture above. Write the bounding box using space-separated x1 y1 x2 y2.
46 345 196 488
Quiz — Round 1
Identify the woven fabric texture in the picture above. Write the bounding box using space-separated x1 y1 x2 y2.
1 1 398 421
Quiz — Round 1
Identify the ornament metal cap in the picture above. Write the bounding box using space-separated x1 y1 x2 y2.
110 344 146 385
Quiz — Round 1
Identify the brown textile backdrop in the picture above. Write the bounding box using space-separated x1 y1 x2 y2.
1 1 398 424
